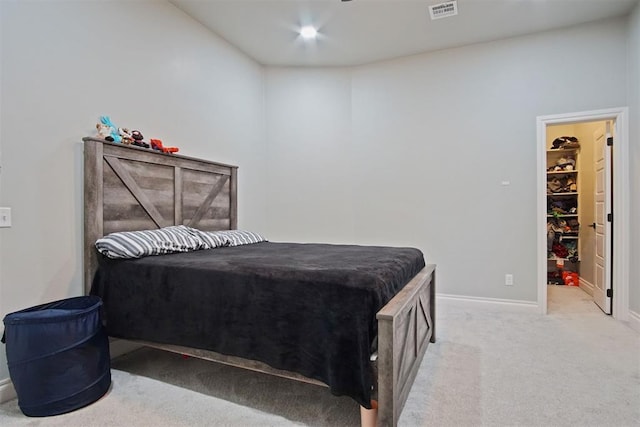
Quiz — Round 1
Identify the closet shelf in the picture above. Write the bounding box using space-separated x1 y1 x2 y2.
546 148 579 154
547 170 577 175
548 255 580 262
547 192 578 196
547 214 578 218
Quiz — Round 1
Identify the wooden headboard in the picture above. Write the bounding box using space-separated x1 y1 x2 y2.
83 137 238 294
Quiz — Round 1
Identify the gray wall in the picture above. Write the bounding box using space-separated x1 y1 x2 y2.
0 1 266 383
266 18 629 302
265 70 354 244
629 1 640 315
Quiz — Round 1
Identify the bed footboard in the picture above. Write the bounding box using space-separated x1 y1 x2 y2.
376 264 436 426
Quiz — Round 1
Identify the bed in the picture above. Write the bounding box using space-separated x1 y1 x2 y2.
83 137 436 426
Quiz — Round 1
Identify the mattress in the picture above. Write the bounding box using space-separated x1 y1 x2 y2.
91 241 425 407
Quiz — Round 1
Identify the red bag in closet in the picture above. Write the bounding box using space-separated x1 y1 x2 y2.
562 271 579 286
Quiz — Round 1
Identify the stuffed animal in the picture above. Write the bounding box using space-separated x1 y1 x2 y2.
118 128 134 145
96 123 113 140
150 138 179 154
98 116 122 143
130 130 150 148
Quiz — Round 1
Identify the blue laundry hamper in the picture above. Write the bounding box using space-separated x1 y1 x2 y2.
2 296 111 416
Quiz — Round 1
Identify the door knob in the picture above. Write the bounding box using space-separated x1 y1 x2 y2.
589 223 596 229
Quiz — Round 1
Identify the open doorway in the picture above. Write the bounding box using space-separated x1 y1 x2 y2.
545 120 608 314
536 108 630 321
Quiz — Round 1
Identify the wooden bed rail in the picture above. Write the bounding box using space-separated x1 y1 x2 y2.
376 264 436 426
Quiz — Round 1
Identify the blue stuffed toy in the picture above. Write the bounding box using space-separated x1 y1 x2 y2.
99 116 122 143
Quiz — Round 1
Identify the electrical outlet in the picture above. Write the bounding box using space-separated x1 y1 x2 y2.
505 274 514 286
0 207 11 227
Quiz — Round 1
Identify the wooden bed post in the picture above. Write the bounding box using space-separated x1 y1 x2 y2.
430 268 436 343
360 400 378 427
83 139 103 295
376 264 436 426
230 167 238 229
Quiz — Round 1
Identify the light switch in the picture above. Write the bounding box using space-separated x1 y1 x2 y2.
0 207 11 227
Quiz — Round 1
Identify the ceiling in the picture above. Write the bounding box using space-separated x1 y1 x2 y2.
170 0 639 67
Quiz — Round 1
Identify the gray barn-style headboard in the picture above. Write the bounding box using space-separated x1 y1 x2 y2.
83 137 238 294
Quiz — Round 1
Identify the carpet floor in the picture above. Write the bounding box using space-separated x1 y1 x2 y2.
1 286 638 426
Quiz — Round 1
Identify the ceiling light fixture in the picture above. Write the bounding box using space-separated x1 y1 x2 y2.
300 26 318 40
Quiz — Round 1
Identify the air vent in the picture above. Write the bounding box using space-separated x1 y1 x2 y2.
428 1 458 20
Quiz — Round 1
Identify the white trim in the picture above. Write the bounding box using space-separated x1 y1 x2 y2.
579 277 594 296
109 338 142 359
628 310 640 334
536 107 630 321
536 116 548 314
437 294 538 313
0 378 16 404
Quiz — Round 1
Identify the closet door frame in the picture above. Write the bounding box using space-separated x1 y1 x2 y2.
536 107 629 320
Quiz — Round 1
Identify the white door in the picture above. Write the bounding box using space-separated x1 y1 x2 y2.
593 124 613 314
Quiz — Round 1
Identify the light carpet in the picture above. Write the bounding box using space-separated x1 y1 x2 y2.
1 285 638 426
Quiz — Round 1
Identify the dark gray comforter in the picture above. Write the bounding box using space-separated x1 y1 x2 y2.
91 242 425 408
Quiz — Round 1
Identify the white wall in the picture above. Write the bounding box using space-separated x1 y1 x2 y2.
629 1 640 315
265 70 354 243
0 1 266 383
266 18 628 302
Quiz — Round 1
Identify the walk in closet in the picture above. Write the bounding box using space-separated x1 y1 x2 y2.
545 120 607 296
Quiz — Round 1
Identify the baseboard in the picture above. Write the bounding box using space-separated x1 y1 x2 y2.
579 277 594 296
0 378 17 404
628 310 640 334
436 293 539 313
109 338 143 358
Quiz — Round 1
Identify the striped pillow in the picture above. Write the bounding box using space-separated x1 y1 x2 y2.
186 228 230 250
214 230 268 247
95 225 205 259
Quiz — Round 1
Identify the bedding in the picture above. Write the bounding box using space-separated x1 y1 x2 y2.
96 227 268 258
95 225 205 259
190 229 268 249
90 241 425 407
213 229 268 246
